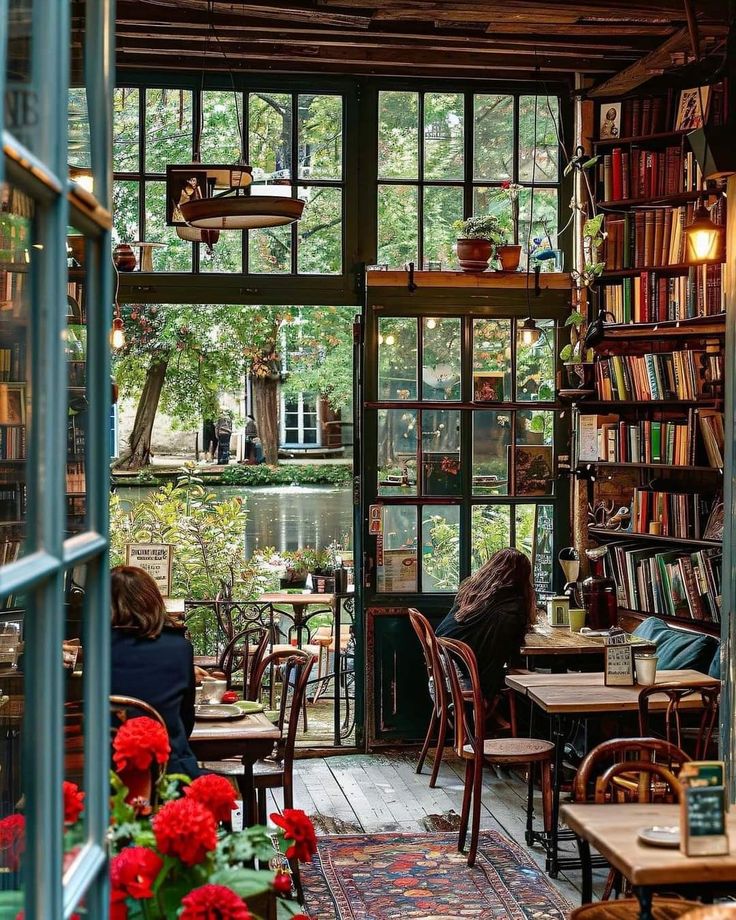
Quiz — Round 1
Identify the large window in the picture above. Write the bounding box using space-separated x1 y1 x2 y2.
377 91 560 269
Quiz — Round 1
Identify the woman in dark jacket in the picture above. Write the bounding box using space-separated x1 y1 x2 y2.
110 565 202 778
436 547 535 702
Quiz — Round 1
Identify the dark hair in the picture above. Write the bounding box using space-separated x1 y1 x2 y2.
454 548 535 624
111 565 169 639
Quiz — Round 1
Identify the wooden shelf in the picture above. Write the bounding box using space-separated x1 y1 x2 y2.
365 270 571 290
593 130 688 148
589 526 721 550
618 607 720 637
597 315 725 339
578 461 722 473
601 263 694 279
599 191 700 209
574 399 720 409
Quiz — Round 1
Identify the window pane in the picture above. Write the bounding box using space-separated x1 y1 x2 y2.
113 87 139 172
422 409 461 496
515 410 553 496
519 95 559 183
517 503 554 599
200 232 242 273
249 213 292 275
201 90 243 163
517 318 555 402
423 317 460 400
518 188 558 266
472 187 510 243
68 88 90 169
63 564 87 864
471 504 511 572
112 181 139 247
474 94 513 181
298 94 342 180
66 232 87 536
423 185 462 269
297 186 342 274
249 92 292 180
378 317 417 401
424 92 464 180
473 318 511 402
473 411 510 495
144 88 193 173
378 91 418 180
422 505 459 592
377 185 418 268
378 409 417 496
144 182 192 271
377 505 417 593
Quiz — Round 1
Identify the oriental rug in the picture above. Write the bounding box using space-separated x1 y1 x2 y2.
300 830 572 919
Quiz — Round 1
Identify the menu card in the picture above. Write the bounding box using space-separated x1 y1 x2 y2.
604 629 634 685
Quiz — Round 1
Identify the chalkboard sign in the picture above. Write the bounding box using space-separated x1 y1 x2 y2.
532 504 554 602
682 786 729 855
604 634 634 685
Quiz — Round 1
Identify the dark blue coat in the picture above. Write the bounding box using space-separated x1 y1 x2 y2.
111 626 202 778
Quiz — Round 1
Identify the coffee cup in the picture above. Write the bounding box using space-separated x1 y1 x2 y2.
635 653 658 686
569 608 586 632
201 678 227 703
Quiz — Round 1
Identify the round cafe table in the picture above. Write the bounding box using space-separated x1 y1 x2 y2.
130 240 164 271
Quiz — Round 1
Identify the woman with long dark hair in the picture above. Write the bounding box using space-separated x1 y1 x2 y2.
435 547 535 701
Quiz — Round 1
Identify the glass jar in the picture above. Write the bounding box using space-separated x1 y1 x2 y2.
581 545 618 630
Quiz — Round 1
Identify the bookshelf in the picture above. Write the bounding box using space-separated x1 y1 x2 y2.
579 82 728 637
65 255 87 537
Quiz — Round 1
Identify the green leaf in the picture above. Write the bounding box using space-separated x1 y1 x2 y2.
559 344 573 362
581 156 600 170
209 867 276 900
564 311 585 328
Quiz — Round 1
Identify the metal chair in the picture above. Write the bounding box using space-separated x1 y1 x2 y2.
409 608 450 788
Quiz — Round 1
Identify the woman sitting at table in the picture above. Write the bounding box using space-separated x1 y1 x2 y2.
436 547 535 706
110 565 203 778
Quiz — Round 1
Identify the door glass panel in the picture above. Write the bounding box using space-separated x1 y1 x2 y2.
377 409 417 496
377 505 417 593
63 564 87 875
144 88 193 173
113 87 139 172
473 318 510 402
515 410 553 496
422 505 460 592
422 186 462 269
422 317 460 401
422 409 461 496
248 92 292 180
249 221 291 274
200 231 243 274
298 94 342 180
378 91 419 180
473 411 510 495
67 89 90 171
377 185 418 268
516 318 555 401
144 182 192 271
471 504 511 572
518 188 558 267
424 92 464 180
474 94 513 181
378 317 417 401
112 180 139 248
66 230 87 536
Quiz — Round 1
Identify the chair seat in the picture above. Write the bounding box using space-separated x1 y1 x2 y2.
570 898 703 920
270 644 321 658
678 909 736 919
463 737 554 764
200 758 285 789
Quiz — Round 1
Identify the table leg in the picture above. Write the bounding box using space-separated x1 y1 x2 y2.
577 837 592 905
634 887 653 920
238 760 256 826
548 713 565 878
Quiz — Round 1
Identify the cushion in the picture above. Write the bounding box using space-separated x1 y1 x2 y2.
708 646 721 680
632 617 719 675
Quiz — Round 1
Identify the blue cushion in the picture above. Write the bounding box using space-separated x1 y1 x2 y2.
632 616 718 675
708 647 721 680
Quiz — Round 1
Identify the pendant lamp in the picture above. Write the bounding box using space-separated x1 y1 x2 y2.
180 192 305 230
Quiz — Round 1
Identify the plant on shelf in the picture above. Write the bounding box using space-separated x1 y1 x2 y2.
489 180 524 271
452 214 504 273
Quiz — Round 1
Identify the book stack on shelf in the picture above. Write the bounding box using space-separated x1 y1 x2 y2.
594 348 716 402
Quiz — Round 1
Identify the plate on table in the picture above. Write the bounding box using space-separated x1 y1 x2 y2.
637 825 680 848
195 703 246 721
235 700 264 714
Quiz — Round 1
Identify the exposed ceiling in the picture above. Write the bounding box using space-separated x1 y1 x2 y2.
112 0 731 87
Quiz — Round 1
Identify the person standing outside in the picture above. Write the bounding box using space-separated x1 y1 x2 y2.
244 413 258 464
215 409 233 464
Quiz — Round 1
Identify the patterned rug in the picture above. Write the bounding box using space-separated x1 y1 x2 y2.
301 830 572 919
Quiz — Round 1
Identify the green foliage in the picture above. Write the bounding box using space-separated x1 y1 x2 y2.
219 462 352 487
452 214 504 242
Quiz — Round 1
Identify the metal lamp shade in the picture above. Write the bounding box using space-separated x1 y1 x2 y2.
180 195 305 230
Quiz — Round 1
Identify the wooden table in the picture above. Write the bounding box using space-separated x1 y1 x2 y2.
190 711 280 825
506 669 720 878
521 621 654 659
562 802 736 919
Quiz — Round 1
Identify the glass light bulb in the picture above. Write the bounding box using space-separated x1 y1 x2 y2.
384 334 395 346
378 334 384 345
110 317 125 349
689 227 719 261
426 318 437 330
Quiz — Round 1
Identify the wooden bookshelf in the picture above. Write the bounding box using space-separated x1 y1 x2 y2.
589 526 720 551
599 191 701 209
618 607 720 638
598 315 725 340
593 129 689 148
578 460 722 473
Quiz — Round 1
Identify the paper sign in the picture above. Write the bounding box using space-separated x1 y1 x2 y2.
369 504 383 535
604 637 634 685
378 549 417 593
125 543 173 597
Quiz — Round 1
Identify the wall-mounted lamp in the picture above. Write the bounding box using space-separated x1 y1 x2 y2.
685 201 724 264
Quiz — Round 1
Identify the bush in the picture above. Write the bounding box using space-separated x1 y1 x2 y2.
219 463 351 487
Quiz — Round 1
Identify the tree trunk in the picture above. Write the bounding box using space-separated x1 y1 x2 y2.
252 373 279 465
113 358 168 470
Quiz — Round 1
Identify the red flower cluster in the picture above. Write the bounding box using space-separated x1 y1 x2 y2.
112 717 170 773
270 809 317 863
111 846 163 900
63 781 85 825
183 774 237 824
152 798 217 867
272 872 292 895
179 884 251 920
0 814 25 871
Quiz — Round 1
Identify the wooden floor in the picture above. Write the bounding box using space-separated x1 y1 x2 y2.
264 749 607 907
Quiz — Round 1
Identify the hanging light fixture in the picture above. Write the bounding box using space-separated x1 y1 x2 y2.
685 200 723 264
519 317 541 346
110 310 125 350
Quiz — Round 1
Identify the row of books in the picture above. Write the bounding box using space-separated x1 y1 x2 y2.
597 94 675 140
630 488 715 540
594 350 706 402
0 268 26 315
0 344 25 382
0 486 25 521
604 540 722 623
68 417 86 457
599 147 701 203
602 266 725 324
578 411 712 467
0 538 22 568
0 426 25 460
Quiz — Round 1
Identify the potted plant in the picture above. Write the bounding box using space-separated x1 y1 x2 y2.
491 181 523 271
452 215 503 272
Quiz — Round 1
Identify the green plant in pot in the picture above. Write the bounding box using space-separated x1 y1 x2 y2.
453 215 504 273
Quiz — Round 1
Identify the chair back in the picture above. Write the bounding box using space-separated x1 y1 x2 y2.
573 737 690 804
409 608 448 717
217 625 270 696
436 637 483 761
638 682 720 760
251 647 315 711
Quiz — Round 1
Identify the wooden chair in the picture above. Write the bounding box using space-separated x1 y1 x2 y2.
217 625 270 697
110 696 169 807
569 898 705 920
638 682 720 761
409 608 450 788
437 636 554 867
678 909 736 919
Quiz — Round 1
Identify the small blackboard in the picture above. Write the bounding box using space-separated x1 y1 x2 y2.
532 504 554 602
604 633 634 686
681 786 729 856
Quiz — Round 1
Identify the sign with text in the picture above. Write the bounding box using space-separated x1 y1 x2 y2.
532 504 554 602
680 760 729 856
604 632 634 685
125 543 173 597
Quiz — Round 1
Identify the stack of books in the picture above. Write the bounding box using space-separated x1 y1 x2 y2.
594 349 705 401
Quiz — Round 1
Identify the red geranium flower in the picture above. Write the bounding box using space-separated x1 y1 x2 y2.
183 774 237 824
110 846 163 900
63 781 85 825
179 884 251 920
272 871 292 895
109 891 128 920
0 814 25 871
270 809 317 863
152 798 217 867
112 717 170 773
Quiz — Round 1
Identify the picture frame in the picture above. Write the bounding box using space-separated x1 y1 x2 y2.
0 384 25 425
165 167 210 226
547 595 570 627
512 445 553 496
473 372 504 402
125 543 174 597
599 101 621 139
675 86 711 131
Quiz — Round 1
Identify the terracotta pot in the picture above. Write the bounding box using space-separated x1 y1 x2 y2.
456 238 492 273
113 244 137 272
496 244 522 272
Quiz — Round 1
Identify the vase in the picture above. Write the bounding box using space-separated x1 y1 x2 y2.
456 238 492 272
564 361 595 389
113 244 137 272
496 244 522 272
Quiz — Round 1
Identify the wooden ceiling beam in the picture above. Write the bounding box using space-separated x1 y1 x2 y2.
587 26 696 96
316 0 727 18
129 0 373 29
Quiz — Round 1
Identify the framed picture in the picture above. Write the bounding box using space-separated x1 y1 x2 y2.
125 543 174 597
675 87 711 131
599 102 621 139
165 167 210 226
474 372 504 402
513 445 553 496
0 384 25 424
547 595 570 627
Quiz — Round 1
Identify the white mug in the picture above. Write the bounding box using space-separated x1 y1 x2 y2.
200 678 227 703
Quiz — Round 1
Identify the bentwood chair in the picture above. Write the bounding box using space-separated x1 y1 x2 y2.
437 636 554 867
638 682 720 761
409 608 450 788
217 625 270 697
